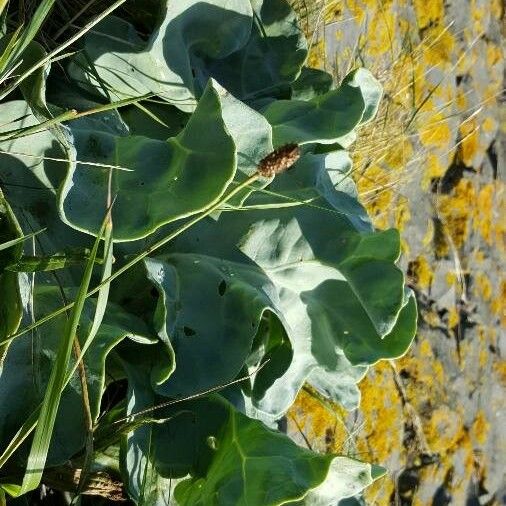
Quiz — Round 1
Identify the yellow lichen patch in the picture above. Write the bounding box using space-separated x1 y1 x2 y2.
395 198 411 232
478 325 491 371
474 183 502 246
447 306 460 328
419 338 433 359
422 152 446 189
356 164 394 228
421 27 456 66
413 0 444 30
424 405 466 454
456 38 479 74
474 272 492 301
490 279 506 327
307 39 326 70
437 178 476 249
482 116 497 134
384 139 413 169
357 363 404 461
473 250 485 263
419 112 452 149
342 0 367 25
398 340 446 404
446 271 457 286
491 0 503 17
478 328 489 367
366 8 398 58
400 237 411 256
460 118 480 166
470 0 487 34
287 388 348 453
356 362 404 504
479 349 488 368
471 410 490 446
422 308 443 328
493 361 506 385
456 88 468 110
474 183 495 244
423 220 435 247
452 434 476 499
412 398 476 503
324 2 343 24
408 255 434 290
484 78 503 103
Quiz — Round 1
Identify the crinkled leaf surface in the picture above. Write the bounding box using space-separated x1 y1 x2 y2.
69 1 253 111
234 212 416 415
0 0 416 501
197 0 307 101
71 0 306 110
262 68 382 147
0 286 155 466
116 354 381 506
147 201 415 416
169 395 380 505
59 80 236 241
143 252 283 399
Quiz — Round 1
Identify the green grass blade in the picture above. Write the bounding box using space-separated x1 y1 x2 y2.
0 0 56 80
0 229 112 474
0 228 45 252
0 93 152 141
0 0 8 18
0 26 22 74
74 216 113 500
0 484 20 500
19 217 108 495
0 0 128 102
0 413 38 470
9 0 56 61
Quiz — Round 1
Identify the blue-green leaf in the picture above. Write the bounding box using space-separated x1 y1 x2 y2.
69 1 253 111
59 80 236 241
262 68 382 147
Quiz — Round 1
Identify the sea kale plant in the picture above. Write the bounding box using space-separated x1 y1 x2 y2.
0 0 417 504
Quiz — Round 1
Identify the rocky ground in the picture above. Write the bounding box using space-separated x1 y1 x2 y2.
288 1 505 504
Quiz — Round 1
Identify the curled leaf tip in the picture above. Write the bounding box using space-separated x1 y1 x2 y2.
257 143 300 177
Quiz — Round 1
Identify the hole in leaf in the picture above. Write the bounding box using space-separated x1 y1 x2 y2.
183 326 196 337
218 279 226 296
206 435 219 450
